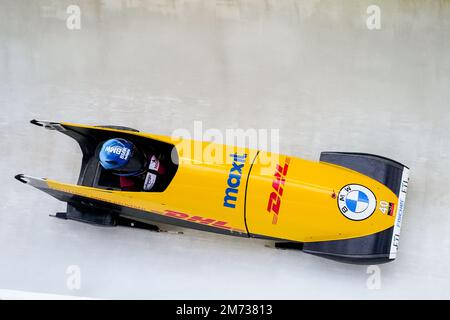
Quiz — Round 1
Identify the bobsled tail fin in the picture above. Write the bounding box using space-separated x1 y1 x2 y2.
13 174 159 231
14 174 119 226
298 152 410 264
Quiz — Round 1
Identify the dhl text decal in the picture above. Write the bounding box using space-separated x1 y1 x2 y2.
267 157 291 224
164 210 246 233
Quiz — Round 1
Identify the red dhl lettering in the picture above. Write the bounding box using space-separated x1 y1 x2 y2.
188 216 216 225
267 157 291 224
164 210 245 233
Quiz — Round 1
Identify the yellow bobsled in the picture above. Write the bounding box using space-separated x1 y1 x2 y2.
15 120 410 263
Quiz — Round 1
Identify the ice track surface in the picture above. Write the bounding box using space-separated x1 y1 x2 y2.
0 0 449 299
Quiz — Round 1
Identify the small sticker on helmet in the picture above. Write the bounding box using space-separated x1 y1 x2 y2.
120 148 130 160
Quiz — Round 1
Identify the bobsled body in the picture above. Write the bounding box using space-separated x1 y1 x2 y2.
16 120 410 263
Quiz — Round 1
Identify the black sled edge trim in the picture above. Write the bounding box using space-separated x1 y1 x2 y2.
301 227 394 264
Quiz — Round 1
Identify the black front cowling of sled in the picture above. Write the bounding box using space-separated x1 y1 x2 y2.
275 227 395 264
319 152 408 197
292 151 410 264
300 227 395 264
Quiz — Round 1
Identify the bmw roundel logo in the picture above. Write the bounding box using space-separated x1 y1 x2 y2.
337 184 376 221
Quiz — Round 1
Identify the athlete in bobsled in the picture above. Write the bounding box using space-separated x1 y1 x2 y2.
16 120 411 264
98 138 165 191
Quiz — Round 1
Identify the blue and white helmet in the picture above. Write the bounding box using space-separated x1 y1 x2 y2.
99 138 146 176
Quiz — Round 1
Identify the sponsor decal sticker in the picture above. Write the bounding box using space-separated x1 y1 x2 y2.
388 202 395 216
389 168 409 259
105 145 131 160
223 154 247 209
267 157 291 224
379 200 396 216
337 184 376 221
164 210 245 233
